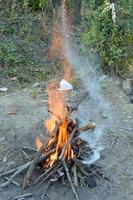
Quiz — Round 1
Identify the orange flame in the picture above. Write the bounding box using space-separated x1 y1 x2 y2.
35 136 42 150
35 2 74 166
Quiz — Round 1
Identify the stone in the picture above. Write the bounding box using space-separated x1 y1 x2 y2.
0 137 5 142
32 82 40 88
122 79 133 95
99 75 110 89
11 77 17 81
130 97 133 104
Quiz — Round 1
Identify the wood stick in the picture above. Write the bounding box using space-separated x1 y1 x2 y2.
77 123 96 132
48 110 62 121
41 179 51 199
0 167 20 177
59 127 77 160
34 163 60 188
67 92 89 117
0 161 33 188
72 165 78 187
23 148 55 189
23 121 61 189
73 158 90 177
3 177 20 186
22 146 37 152
22 150 29 160
62 159 79 200
13 193 32 200
33 163 56 186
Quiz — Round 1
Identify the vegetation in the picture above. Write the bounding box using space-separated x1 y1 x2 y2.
0 0 51 88
81 0 133 76
0 0 132 87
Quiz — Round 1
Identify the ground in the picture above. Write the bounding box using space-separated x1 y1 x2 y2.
0 78 133 200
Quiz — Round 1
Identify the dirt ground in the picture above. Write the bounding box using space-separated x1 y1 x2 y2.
0 79 133 200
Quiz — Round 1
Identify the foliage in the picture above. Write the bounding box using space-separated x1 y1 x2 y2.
0 0 51 86
81 0 133 76
23 0 48 10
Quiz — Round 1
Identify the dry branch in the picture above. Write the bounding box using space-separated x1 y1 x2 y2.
77 123 96 132
72 164 78 187
13 193 32 200
0 161 33 188
41 179 51 199
67 92 89 117
23 148 55 189
23 121 61 189
3 177 20 186
0 167 19 178
59 126 77 160
62 159 78 200
33 163 57 186
34 163 60 188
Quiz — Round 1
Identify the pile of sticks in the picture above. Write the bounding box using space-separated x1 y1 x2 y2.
0 93 106 200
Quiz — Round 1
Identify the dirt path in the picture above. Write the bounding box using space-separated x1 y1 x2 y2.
0 80 133 200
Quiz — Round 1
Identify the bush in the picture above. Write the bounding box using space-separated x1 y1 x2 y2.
81 0 133 76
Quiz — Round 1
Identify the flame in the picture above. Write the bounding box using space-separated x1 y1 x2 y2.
35 1 74 167
35 136 42 150
48 119 75 166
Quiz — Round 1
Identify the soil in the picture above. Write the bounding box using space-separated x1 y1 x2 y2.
0 79 133 200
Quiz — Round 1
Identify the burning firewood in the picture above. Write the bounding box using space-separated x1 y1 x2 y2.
0 0 110 198
0 93 107 199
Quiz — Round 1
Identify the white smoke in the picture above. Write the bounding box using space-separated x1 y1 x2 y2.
80 126 104 165
60 4 112 165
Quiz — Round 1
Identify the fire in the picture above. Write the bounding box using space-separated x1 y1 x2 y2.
35 136 42 150
35 1 74 167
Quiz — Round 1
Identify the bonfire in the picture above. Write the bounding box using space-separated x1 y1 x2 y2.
0 2 107 200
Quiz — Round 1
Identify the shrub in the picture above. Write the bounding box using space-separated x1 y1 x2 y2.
81 0 133 76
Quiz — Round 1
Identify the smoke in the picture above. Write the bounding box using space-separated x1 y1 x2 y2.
60 3 112 165
80 126 104 165
67 47 112 165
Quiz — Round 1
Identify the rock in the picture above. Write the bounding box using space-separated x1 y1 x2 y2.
32 82 40 88
102 114 107 119
99 75 110 89
130 97 133 104
0 87 8 92
0 137 5 142
11 77 17 81
122 79 133 95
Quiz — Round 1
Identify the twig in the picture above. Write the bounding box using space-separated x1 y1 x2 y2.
48 110 62 121
59 127 77 160
22 150 29 160
34 164 60 188
13 193 32 200
41 179 51 199
33 163 56 186
62 159 79 200
23 148 55 189
0 161 33 188
23 122 60 189
34 163 60 188
0 167 20 177
67 92 89 117
3 177 20 186
73 159 90 177
72 164 78 187
77 123 96 132
22 146 37 152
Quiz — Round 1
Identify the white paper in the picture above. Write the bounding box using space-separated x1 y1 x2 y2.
58 79 73 91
